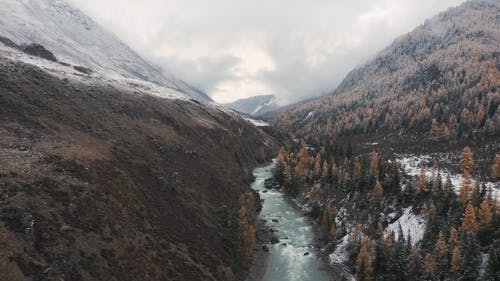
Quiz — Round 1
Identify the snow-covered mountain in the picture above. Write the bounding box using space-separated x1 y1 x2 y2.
224 95 279 116
0 0 212 102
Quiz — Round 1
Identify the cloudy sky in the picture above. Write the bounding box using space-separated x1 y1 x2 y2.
67 0 465 104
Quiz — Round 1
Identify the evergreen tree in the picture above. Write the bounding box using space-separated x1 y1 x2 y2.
274 147 288 184
460 146 474 176
423 252 437 280
370 151 379 178
449 227 459 250
434 232 449 280
485 242 500 281
491 154 500 180
416 167 428 195
449 246 462 279
356 237 374 281
406 247 422 281
460 233 481 281
353 159 362 182
478 198 492 230
429 118 441 142
322 160 329 181
458 173 473 204
371 180 384 210
461 202 478 233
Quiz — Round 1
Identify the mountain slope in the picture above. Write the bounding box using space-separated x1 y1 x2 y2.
224 95 279 116
269 1 500 279
0 0 211 102
0 56 277 281
275 0 500 144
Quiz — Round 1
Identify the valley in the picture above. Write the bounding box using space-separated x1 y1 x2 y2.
0 0 499 280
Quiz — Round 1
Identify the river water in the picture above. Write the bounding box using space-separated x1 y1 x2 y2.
251 163 333 281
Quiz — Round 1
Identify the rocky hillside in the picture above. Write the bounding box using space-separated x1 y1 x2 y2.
0 56 277 281
275 0 499 147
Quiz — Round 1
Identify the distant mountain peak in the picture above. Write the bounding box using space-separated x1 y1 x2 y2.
224 95 279 116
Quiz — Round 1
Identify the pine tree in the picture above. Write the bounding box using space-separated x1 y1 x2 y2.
416 167 428 195
491 154 500 180
296 141 310 179
313 153 322 178
371 180 384 210
423 252 437 280
449 114 457 139
331 161 338 176
449 227 459 250
348 225 363 267
353 159 362 181
274 147 288 184
485 243 500 281
356 237 373 281
370 151 379 177
429 118 440 142
460 146 474 176
461 202 478 233
458 173 472 204
322 160 329 180
461 233 480 281
478 198 492 230
406 247 422 281
449 246 462 278
434 232 449 280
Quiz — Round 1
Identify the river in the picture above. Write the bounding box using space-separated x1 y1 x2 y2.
250 162 334 281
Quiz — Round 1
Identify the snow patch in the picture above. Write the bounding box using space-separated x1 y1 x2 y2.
385 207 426 245
243 117 269 127
397 154 500 200
329 235 349 264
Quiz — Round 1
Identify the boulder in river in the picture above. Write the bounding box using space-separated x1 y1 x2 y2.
303 252 310 256
270 236 280 244
272 219 279 223
264 178 279 189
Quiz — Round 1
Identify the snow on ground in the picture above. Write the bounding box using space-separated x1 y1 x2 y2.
397 154 500 200
243 117 269 127
0 43 192 101
0 0 210 102
329 235 349 264
385 207 426 245
479 253 489 279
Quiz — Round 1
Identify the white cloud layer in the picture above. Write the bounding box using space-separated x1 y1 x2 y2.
67 0 465 104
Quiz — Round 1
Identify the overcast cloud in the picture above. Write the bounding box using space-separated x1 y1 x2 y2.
67 0 465 104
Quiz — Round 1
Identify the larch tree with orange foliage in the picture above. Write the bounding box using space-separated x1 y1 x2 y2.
356 237 373 281
491 154 500 180
371 180 384 209
449 246 462 277
478 198 492 230
461 202 478 233
458 174 472 204
460 146 474 176
296 141 310 178
449 227 459 250
423 252 437 279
